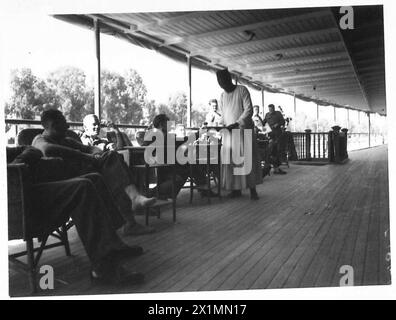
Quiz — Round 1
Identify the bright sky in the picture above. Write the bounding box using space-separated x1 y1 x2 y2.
0 14 224 108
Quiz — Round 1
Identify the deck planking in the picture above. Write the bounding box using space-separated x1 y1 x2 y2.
9 146 391 296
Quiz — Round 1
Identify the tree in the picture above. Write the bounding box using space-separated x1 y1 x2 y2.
5 68 59 119
168 91 187 124
156 103 178 123
141 99 157 125
100 70 140 124
124 69 147 103
46 66 92 121
100 69 148 124
191 102 207 127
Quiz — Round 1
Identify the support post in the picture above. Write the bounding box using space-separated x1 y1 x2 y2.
316 103 319 132
305 129 312 161
187 55 192 128
261 88 265 118
333 106 337 124
368 112 371 147
293 94 297 132
94 19 101 121
347 108 350 129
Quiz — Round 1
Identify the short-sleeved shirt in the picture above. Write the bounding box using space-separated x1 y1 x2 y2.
205 111 223 126
80 132 109 150
252 114 264 128
263 111 285 129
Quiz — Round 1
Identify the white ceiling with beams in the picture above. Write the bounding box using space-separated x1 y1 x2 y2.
55 5 386 115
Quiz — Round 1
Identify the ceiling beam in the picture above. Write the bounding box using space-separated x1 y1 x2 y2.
191 27 339 56
216 41 344 64
269 68 353 82
244 51 348 71
269 66 354 80
309 88 361 95
355 57 385 66
126 11 210 32
251 61 349 76
288 83 360 91
356 64 385 72
163 9 331 46
249 59 351 76
279 74 356 86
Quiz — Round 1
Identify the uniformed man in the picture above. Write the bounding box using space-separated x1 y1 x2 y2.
263 104 287 174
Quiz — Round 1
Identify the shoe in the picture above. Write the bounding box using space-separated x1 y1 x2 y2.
226 190 242 198
90 265 144 286
121 222 155 236
250 190 259 201
111 245 144 261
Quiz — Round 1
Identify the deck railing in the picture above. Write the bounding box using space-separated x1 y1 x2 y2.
5 119 385 164
5 119 149 146
291 127 351 163
291 130 330 162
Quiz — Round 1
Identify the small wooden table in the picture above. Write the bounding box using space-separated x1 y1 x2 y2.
123 146 177 226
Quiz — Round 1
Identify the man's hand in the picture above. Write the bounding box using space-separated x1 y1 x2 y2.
105 142 117 151
226 122 239 131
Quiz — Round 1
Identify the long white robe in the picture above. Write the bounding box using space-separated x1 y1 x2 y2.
218 85 262 190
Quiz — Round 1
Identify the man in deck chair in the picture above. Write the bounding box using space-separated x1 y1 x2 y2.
32 109 156 236
143 114 217 199
8 146 145 285
80 114 132 151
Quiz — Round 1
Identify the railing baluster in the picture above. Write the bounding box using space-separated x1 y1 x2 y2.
313 133 316 159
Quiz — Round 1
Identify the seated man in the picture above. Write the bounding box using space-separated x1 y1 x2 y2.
80 114 130 151
32 109 155 236
263 104 287 175
8 146 145 285
252 105 264 134
144 114 217 199
205 99 222 126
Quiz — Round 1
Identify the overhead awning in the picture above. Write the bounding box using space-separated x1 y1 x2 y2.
54 5 386 115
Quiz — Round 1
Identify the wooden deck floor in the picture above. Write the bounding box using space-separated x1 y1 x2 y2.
9 145 391 296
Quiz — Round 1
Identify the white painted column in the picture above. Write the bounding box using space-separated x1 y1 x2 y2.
333 106 337 124
93 18 101 122
293 93 297 132
187 55 192 127
368 112 371 147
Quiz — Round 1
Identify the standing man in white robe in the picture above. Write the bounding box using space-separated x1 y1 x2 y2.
216 69 262 200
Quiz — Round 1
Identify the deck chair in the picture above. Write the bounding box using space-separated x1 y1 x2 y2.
17 128 81 146
8 153 73 294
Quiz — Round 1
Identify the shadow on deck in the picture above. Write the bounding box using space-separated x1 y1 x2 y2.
9 145 391 297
